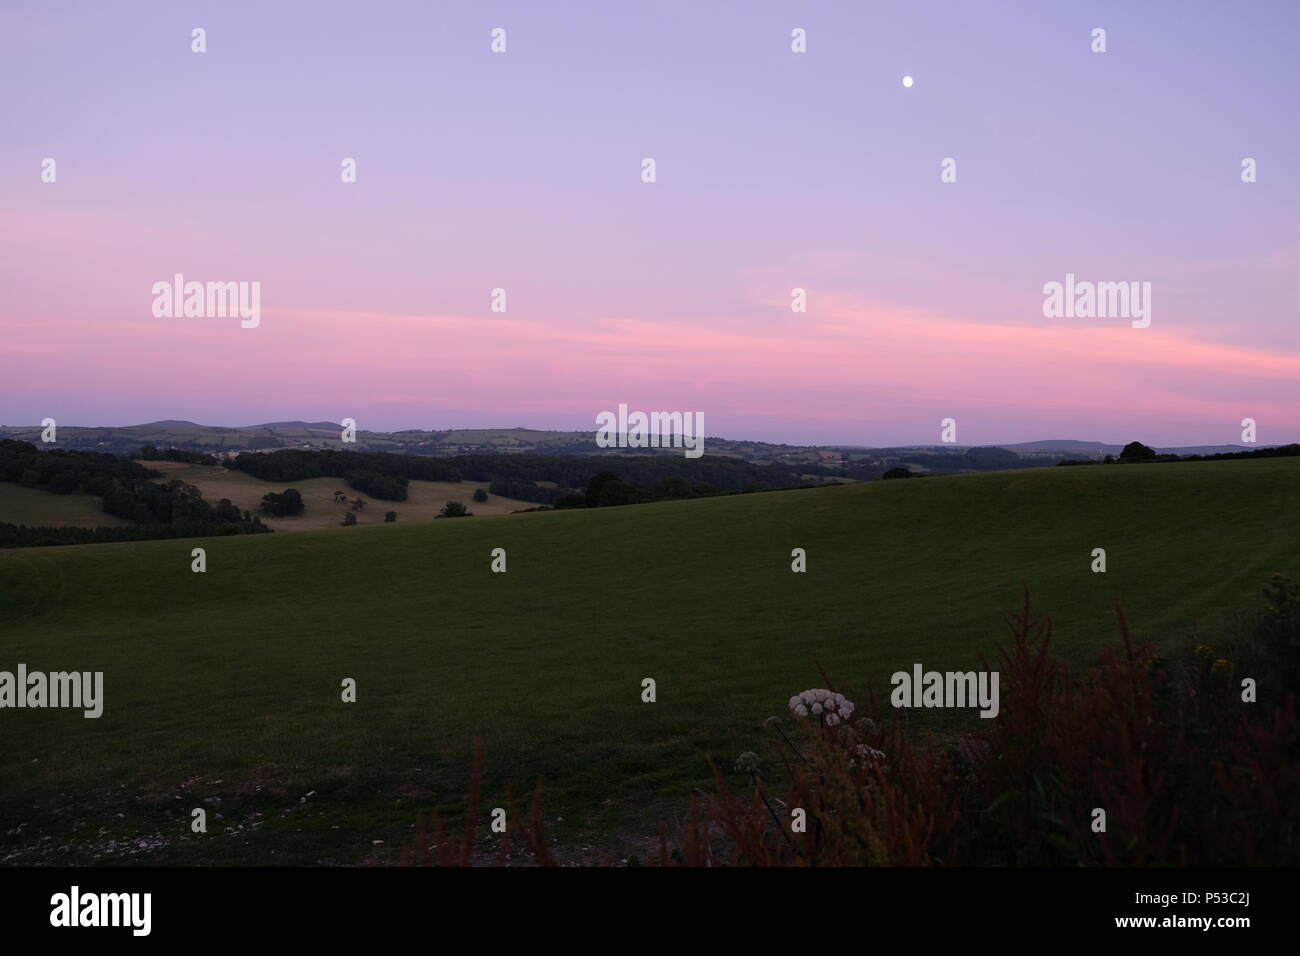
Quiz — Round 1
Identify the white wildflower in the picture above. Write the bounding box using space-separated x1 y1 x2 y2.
790 688 857 722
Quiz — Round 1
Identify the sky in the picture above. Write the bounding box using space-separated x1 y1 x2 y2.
1 0 1297 447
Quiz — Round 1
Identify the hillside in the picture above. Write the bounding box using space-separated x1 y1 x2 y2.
141 461 536 530
0 484 134 529
1 457 1296 864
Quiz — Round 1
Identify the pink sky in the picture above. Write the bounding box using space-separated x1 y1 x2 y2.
2 1 1297 446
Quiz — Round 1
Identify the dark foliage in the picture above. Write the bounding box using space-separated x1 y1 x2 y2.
667 584 1300 866
489 478 560 504
1118 441 1157 463
137 445 220 465
0 439 157 496
259 488 305 516
0 440 268 547
227 448 811 501
0 516 268 548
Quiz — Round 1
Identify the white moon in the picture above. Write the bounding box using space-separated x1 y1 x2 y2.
902 75 914 88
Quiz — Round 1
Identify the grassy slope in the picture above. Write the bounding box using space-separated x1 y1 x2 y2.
0 458 1296 863
138 461 535 530
0 484 132 528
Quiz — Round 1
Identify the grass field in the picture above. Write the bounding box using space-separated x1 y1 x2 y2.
138 461 535 530
1 457 1296 864
0 484 133 529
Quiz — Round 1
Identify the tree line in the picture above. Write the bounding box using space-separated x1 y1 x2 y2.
0 440 269 548
228 448 819 503
0 518 269 549
1056 441 1300 466
0 439 158 494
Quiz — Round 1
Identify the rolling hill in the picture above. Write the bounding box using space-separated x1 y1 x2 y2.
140 461 536 530
1 457 1296 864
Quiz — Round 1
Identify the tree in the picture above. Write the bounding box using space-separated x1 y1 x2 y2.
594 479 649 507
351 497 366 511
473 488 488 503
342 511 357 526
1118 441 1156 463
48 472 80 495
964 446 1021 470
437 500 472 518
260 488 304 516
656 476 693 499
882 467 914 480
585 471 622 508
384 511 397 522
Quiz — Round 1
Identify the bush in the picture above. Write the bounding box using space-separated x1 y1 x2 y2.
342 511 357 526
384 511 397 523
259 488 304 517
437 501 472 518
1118 441 1157 463
473 488 488 503
671 584 1300 866
488 479 557 505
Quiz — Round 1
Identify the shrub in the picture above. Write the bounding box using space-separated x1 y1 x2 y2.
259 488 304 517
669 583 1300 866
1118 441 1157 463
399 738 555 867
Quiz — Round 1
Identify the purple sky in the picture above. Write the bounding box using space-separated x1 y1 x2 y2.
2 0 1297 446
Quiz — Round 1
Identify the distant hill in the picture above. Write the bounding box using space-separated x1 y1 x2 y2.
0 420 1286 471
1000 440 1262 456
238 421 342 431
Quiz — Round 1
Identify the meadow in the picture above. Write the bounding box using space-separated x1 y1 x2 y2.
0 457 1296 864
139 461 534 530
0 484 133 530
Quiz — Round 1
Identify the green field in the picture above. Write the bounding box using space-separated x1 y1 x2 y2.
1 457 1296 864
0 484 133 529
